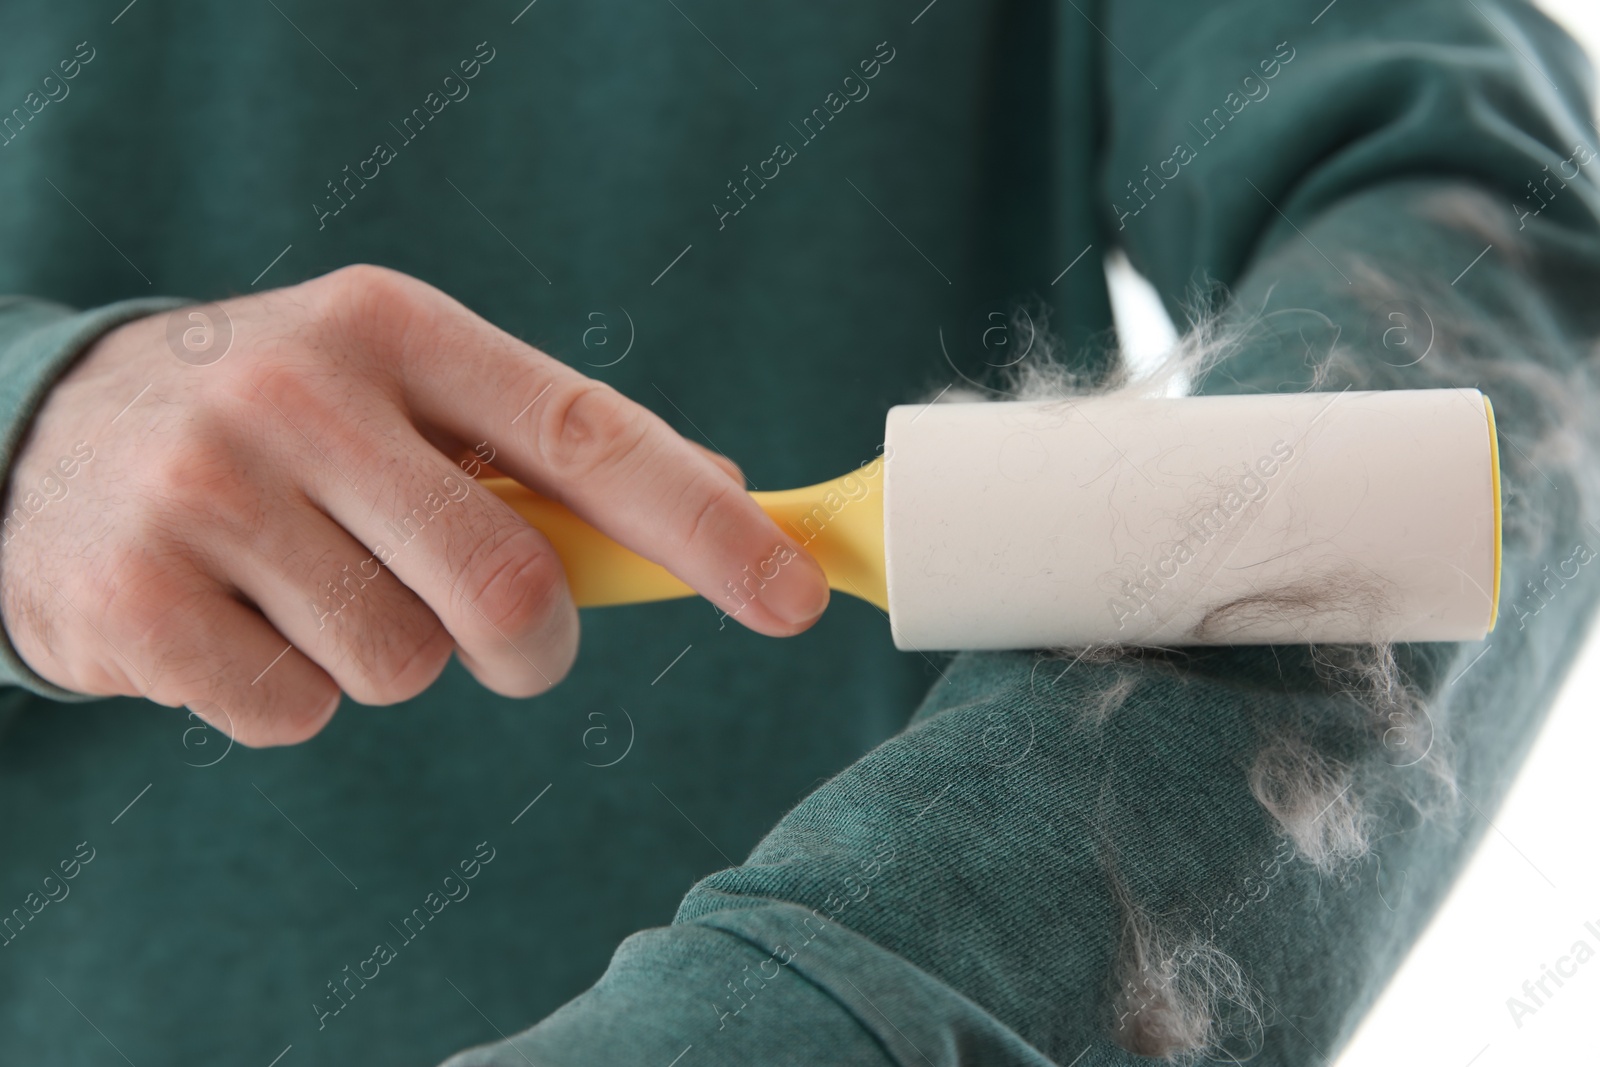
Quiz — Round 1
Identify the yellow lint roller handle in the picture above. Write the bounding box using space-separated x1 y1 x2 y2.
476 454 890 612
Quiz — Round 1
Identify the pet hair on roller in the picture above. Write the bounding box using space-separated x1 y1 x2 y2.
478 388 1502 650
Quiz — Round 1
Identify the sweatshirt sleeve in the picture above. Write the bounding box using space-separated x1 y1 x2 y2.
0 295 188 701
1100 0 1600 334
439 3 1600 1065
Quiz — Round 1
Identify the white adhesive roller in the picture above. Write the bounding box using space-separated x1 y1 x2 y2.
882 389 1502 650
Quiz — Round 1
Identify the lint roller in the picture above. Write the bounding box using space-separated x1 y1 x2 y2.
478 389 1502 650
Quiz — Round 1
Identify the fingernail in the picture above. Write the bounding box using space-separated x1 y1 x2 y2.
748 539 830 628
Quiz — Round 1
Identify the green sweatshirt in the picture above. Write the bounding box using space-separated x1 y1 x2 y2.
1 2 1598 1064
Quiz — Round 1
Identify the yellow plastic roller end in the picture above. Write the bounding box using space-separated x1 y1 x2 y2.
1485 393 1502 633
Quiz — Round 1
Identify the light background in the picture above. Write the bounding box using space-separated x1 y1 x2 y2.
1103 3 1600 1060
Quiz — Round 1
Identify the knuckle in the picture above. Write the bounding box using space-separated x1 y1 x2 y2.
675 476 742 553
456 524 567 638
100 548 199 664
145 442 263 534
263 685 342 746
224 684 339 748
72 657 142 698
533 379 649 478
225 721 282 749
318 263 408 312
336 612 454 706
215 352 336 426
202 703 277 747
307 263 424 353
210 356 377 474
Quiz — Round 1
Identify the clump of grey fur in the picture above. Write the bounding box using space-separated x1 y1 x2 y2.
1247 735 1370 872
1106 864 1264 1064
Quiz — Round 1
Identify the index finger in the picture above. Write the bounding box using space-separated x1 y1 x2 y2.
388 282 830 636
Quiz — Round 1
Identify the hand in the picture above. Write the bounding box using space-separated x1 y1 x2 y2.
0 265 830 745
